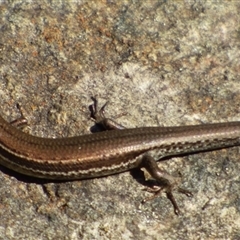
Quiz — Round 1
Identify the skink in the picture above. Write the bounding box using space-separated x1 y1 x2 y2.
0 98 240 214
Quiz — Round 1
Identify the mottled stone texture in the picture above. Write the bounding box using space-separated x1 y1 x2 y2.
0 1 240 239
